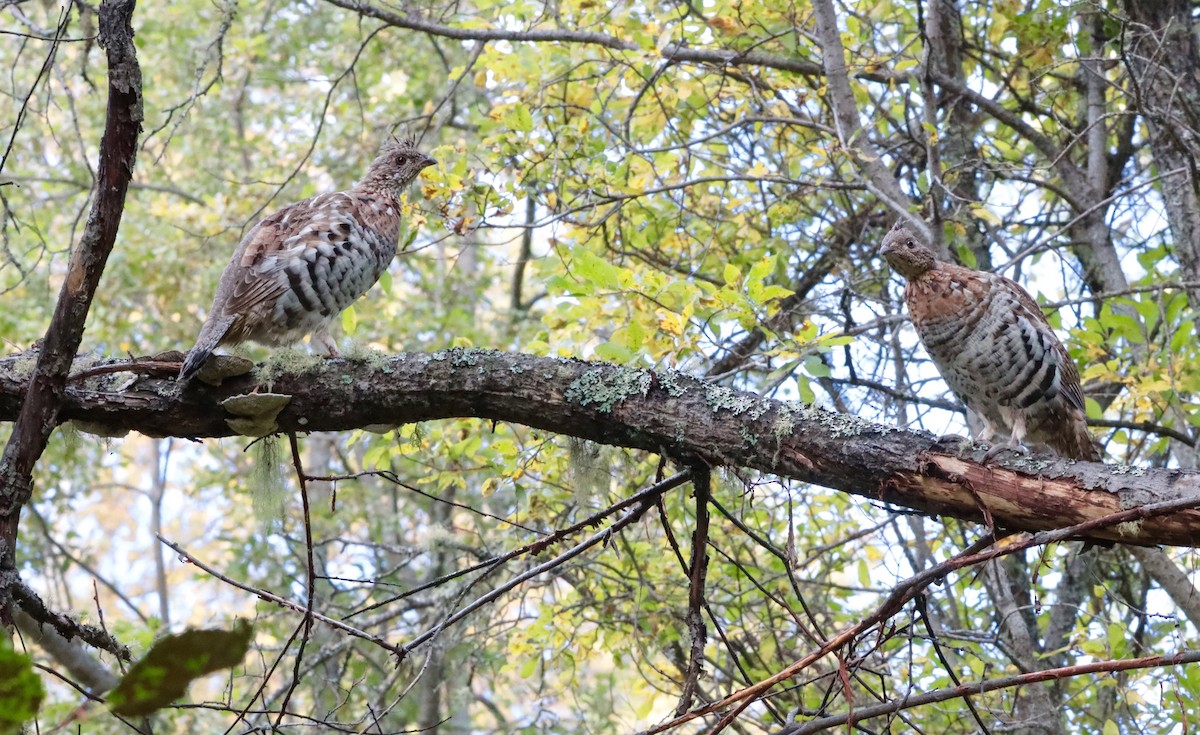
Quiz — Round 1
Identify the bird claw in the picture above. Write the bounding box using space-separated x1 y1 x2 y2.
932 433 974 458
980 443 1030 465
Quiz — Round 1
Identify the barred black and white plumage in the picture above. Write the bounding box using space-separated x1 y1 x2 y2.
880 220 1099 462
179 138 436 383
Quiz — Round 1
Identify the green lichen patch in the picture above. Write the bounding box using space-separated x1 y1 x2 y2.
253 349 324 385
565 367 652 413
343 342 394 373
1116 520 1144 537
773 400 895 440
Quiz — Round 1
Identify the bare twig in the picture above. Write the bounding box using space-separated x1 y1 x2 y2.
676 464 712 715
272 433 319 731
781 648 1200 735
397 471 691 658
640 485 1200 734
157 535 402 655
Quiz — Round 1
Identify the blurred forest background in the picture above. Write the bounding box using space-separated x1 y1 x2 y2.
2 0 1200 733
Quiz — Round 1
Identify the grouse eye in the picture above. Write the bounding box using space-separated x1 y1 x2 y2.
905 239 915 249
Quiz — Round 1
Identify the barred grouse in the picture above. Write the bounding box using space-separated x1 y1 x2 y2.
880 220 1099 461
179 138 436 383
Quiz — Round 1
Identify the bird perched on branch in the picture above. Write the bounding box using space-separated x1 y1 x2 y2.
880 219 1099 462
179 137 437 383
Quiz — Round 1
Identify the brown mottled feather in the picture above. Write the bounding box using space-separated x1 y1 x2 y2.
881 219 1098 462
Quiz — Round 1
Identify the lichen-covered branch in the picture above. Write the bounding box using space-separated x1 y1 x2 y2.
1 348 1198 546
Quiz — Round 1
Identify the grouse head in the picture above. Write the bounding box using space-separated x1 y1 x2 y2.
360 136 437 194
880 219 937 280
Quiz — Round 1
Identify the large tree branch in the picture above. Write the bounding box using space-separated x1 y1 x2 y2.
0 1 140 585
809 0 934 250
2 349 1199 547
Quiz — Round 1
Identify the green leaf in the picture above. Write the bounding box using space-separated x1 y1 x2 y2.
108 620 254 717
519 657 538 678
341 304 358 336
746 254 775 290
571 249 621 290
0 646 43 734
506 104 534 133
595 341 633 364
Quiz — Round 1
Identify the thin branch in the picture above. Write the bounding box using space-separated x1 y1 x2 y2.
641 485 1200 734
273 433 318 731
157 535 404 656
319 0 894 82
11 580 130 661
781 648 1200 734
676 464 712 716
396 471 691 658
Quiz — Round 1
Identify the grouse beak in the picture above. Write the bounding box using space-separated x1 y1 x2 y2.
421 155 437 170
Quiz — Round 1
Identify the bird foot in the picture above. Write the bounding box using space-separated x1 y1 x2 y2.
980 443 1030 465
932 433 975 458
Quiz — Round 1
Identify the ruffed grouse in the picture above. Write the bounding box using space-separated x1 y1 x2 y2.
179 138 436 383
880 220 1099 461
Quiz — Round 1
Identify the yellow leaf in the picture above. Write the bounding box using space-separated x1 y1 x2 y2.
970 205 1001 226
658 311 684 336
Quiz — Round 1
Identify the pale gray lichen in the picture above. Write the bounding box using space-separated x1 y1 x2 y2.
704 385 756 415
568 437 608 500
565 367 652 413
1109 464 1146 477
773 403 799 439
450 348 482 368
250 434 287 527
1005 455 1053 473
657 370 688 398
9 352 39 382
746 400 770 422
70 421 130 439
771 399 895 440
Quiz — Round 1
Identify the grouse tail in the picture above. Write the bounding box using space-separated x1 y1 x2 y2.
1050 414 1100 462
178 315 234 384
